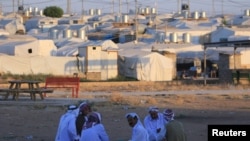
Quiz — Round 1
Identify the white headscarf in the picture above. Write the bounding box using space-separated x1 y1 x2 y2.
125 112 143 126
83 112 102 129
163 109 175 121
67 105 77 112
148 106 159 113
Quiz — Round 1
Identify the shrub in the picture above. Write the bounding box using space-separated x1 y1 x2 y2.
43 6 63 18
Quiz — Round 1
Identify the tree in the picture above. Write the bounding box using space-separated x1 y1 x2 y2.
43 6 63 18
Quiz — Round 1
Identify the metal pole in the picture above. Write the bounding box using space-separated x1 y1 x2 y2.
135 0 138 43
112 0 114 16
119 0 121 22
12 0 15 13
154 0 157 32
221 0 224 15
177 0 180 13
203 46 207 86
67 0 71 15
212 0 214 17
234 47 236 70
126 0 128 14
234 46 236 84
82 0 84 22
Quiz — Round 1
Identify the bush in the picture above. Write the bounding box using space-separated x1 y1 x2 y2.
43 6 63 18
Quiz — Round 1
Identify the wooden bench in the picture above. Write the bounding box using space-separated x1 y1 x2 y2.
0 88 54 101
44 77 80 98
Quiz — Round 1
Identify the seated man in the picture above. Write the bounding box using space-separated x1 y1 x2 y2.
144 106 167 141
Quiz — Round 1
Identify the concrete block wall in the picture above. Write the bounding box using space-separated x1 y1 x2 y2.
218 53 241 84
86 72 101 81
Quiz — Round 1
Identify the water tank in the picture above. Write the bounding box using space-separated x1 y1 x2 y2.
170 32 178 43
95 9 101 15
155 32 166 43
151 7 156 14
244 9 250 16
122 15 129 23
115 15 121 22
181 4 189 11
49 29 58 39
39 10 43 16
183 33 191 43
182 11 189 19
63 29 72 38
192 11 199 19
33 7 38 15
77 29 86 40
164 32 170 42
136 24 146 34
25 10 30 17
89 9 94 15
145 7 150 15
28 7 33 13
140 8 145 14
200 11 206 18
18 6 24 11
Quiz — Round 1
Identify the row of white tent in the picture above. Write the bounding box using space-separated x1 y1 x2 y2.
1 12 250 81
1 33 250 81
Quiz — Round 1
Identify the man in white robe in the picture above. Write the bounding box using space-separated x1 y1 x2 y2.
80 112 109 141
126 112 149 141
68 102 91 141
55 105 78 141
144 106 167 141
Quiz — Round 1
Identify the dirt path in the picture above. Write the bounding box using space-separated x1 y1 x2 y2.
0 83 250 141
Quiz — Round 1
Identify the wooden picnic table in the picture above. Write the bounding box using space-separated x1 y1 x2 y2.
0 80 53 101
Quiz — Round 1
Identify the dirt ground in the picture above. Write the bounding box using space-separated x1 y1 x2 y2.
0 81 250 141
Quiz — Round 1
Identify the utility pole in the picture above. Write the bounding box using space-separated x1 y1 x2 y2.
0 3 2 15
177 0 180 14
12 0 15 13
119 0 122 22
126 0 128 14
135 0 138 44
67 0 71 15
221 0 224 15
112 0 114 15
154 0 157 32
212 0 215 17
82 0 84 22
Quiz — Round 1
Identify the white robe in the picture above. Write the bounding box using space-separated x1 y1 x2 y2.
80 124 109 141
130 121 149 141
55 110 78 141
144 113 167 141
67 116 79 140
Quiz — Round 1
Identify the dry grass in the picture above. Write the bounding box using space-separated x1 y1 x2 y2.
109 92 157 105
108 91 250 110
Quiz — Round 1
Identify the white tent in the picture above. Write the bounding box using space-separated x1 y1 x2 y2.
0 18 25 35
0 55 84 75
118 52 174 81
0 40 57 57
56 39 118 56
15 40 57 56
240 50 250 68
210 26 250 42
0 35 56 56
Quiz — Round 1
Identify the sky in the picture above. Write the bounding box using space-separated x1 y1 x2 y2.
1 0 250 17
